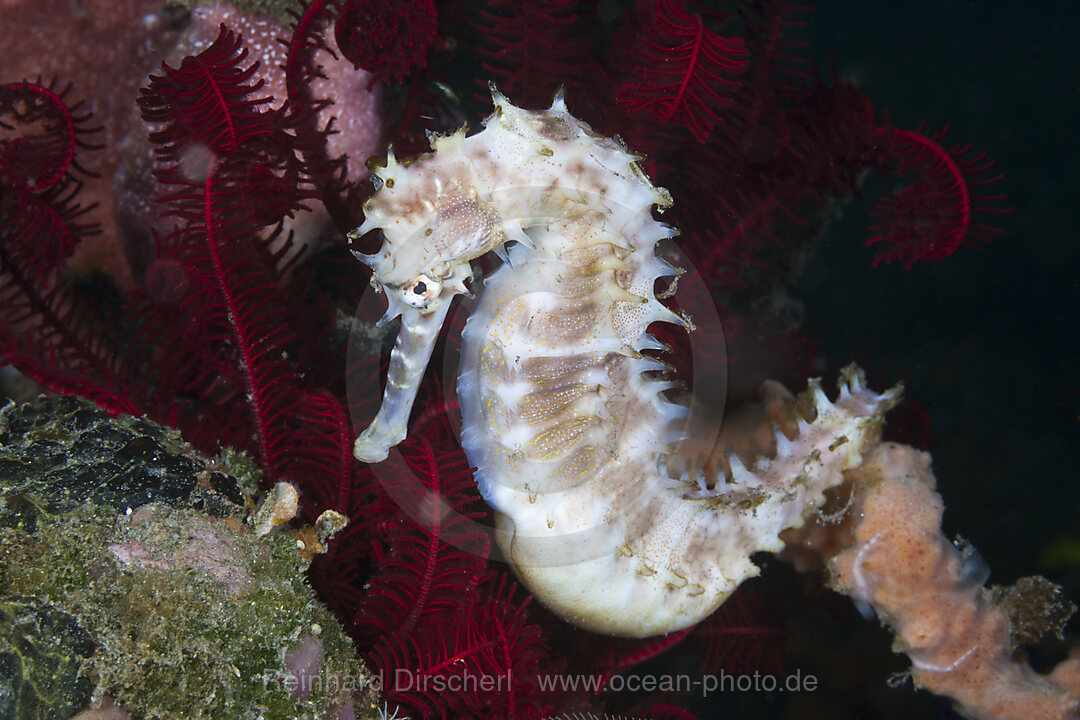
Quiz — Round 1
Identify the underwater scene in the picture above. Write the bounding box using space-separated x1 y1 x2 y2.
0 1 1077 719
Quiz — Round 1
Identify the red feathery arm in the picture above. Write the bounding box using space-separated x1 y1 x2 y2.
868 123 1009 268
617 0 749 141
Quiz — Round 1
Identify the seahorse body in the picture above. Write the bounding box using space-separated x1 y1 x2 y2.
353 90 899 637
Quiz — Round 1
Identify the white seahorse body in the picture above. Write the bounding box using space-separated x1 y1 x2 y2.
353 90 899 637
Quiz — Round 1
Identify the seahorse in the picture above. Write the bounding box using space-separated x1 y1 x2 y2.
351 89 899 638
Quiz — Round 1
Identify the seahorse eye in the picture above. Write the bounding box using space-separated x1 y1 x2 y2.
401 274 440 308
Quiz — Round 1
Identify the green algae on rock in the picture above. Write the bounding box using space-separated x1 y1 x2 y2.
0 393 248 531
0 596 96 719
0 396 378 720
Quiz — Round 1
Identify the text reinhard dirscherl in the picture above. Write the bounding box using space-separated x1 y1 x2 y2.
255 668 819 698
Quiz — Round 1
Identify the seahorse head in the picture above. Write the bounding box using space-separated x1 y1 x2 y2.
350 114 521 462
349 132 513 324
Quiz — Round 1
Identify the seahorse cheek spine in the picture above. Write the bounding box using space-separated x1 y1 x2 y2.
354 91 900 637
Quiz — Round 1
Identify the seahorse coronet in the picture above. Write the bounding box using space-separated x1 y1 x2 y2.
353 89 899 637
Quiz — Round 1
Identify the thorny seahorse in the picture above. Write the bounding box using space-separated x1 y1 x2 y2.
351 89 899 638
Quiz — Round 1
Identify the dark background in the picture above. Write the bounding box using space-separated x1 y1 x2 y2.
738 2 1079 717
801 1 1078 589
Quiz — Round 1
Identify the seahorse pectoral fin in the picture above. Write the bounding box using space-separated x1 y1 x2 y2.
353 300 454 463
